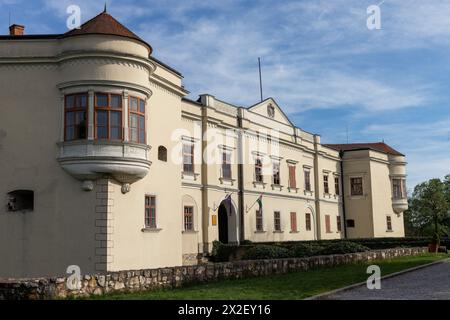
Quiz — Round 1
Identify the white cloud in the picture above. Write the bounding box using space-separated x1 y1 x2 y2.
33 0 450 186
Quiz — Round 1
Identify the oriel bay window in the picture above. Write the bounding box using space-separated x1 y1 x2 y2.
64 91 148 144
95 93 123 140
129 96 146 144
65 93 88 140
392 178 407 199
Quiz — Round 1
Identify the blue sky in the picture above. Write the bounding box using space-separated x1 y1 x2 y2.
2 0 450 189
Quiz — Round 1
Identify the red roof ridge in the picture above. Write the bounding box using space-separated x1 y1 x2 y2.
62 11 152 54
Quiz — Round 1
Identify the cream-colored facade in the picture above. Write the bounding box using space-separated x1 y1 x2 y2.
0 12 407 278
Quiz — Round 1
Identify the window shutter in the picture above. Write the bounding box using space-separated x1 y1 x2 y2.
290 212 297 232
289 166 296 188
325 215 331 233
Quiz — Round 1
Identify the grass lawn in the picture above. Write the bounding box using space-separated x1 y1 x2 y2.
88 253 448 300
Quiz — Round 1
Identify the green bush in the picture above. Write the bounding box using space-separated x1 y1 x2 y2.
242 245 292 260
290 243 325 258
210 241 240 262
319 241 370 255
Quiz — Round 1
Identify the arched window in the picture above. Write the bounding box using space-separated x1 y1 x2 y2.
158 146 167 162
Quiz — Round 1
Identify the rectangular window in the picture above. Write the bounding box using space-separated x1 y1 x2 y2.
184 206 194 231
324 174 329 194
335 176 340 196
386 216 393 231
256 209 263 231
290 212 297 232
325 214 331 233
350 177 363 196
255 158 263 183
347 219 355 228
65 93 88 141
274 211 281 231
95 93 123 141
273 162 280 185
222 152 232 179
337 216 342 232
288 165 296 189
392 178 406 199
129 96 145 143
304 169 311 191
144 195 156 228
183 143 194 173
305 213 312 231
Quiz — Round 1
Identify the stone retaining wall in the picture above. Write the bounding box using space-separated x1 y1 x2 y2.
0 247 428 300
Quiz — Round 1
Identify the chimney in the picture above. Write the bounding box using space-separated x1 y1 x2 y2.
9 24 25 36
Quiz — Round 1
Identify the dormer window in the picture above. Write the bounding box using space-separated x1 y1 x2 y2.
267 104 275 118
65 93 88 141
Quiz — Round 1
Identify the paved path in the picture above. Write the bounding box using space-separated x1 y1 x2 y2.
318 260 450 300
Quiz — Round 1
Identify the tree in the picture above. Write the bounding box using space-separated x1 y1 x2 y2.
405 178 450 240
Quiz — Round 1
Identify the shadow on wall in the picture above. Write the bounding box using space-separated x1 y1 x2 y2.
0 129 6 151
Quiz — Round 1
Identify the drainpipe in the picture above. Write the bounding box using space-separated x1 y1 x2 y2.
237 108 245 243
199 95 212 253
313 135 322 240
339 150 348 238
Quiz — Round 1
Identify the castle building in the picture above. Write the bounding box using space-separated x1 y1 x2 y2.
0 12 408 277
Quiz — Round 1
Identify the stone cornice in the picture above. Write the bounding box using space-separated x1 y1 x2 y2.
0 51 155 73
57 80 153 98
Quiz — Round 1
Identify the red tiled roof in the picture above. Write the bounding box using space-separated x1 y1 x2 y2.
62 11 152 54
323 142 404 156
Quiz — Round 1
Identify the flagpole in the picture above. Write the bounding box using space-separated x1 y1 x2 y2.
246 194 263 213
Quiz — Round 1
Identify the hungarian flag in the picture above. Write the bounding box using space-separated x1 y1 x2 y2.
256 195 263 211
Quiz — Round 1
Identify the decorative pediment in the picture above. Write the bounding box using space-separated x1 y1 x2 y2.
247 98 294 126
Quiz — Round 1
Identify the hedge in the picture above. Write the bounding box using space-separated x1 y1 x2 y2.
210 237 435 262
242 245 292 260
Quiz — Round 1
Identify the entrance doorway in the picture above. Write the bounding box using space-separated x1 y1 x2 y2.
218 203 228 243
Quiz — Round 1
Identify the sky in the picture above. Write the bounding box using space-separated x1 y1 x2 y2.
1 0 450 189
